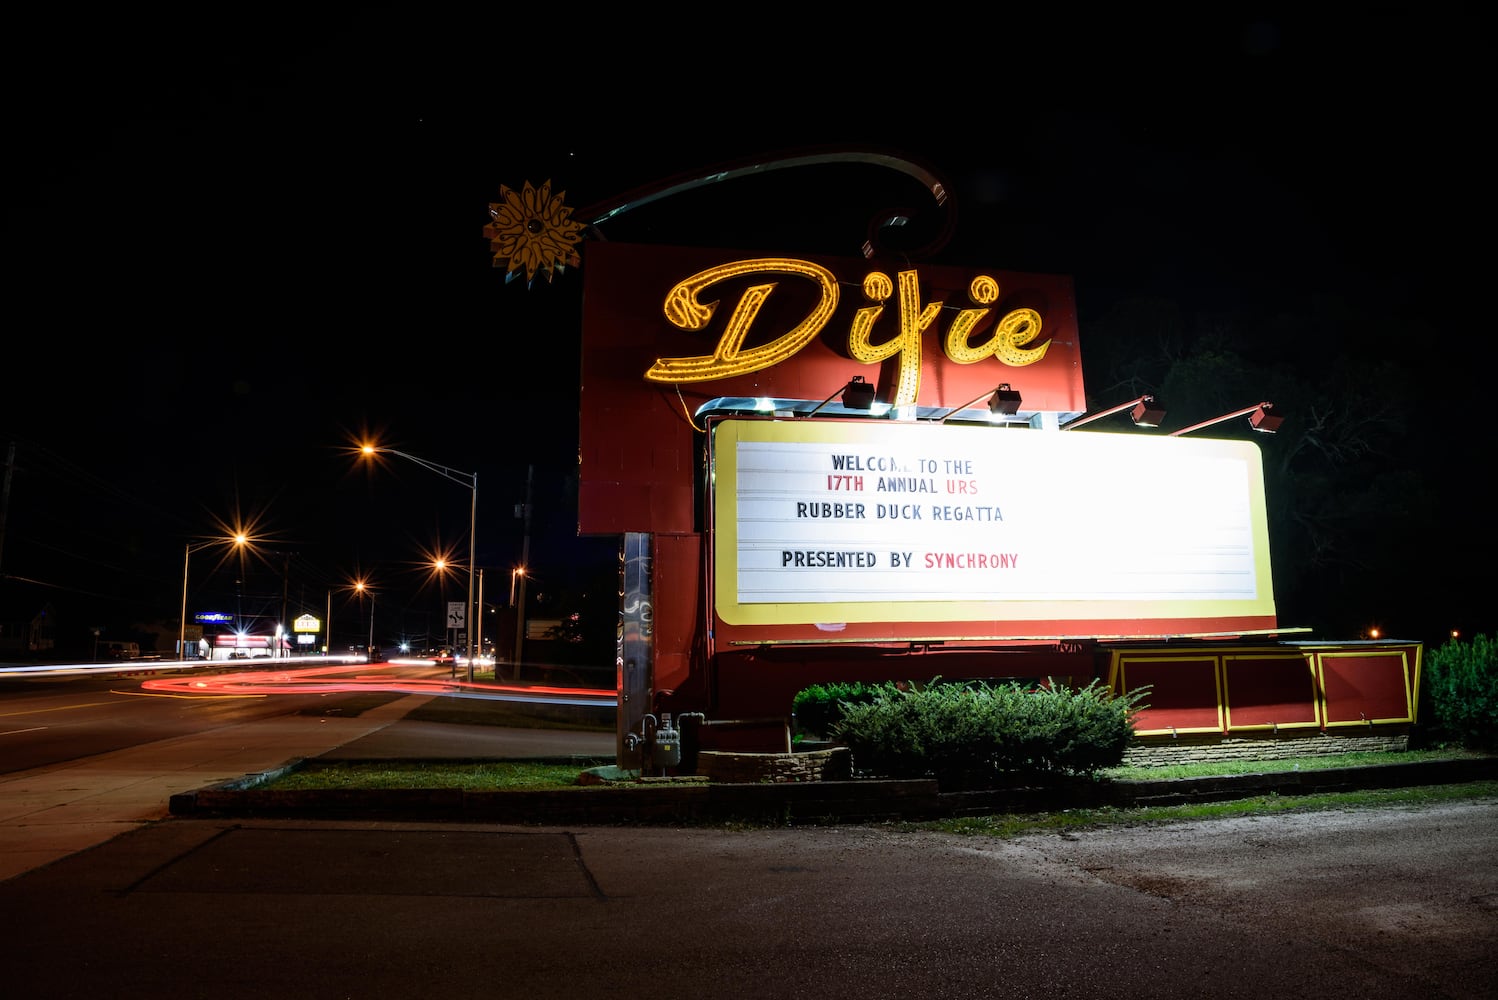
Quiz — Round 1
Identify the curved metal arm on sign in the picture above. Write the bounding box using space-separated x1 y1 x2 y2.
575 144 957 261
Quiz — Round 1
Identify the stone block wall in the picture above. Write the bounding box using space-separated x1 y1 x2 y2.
1121 729 1409 768
692 730 1413 780
696 746 852 783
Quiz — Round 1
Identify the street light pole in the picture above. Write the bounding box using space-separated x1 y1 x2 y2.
511 565 526 675
354 578 377 662
279 552 291 659
360 445 478 682
513 463 532 681
467 472 477 681
178 543 195 661
179 534 246 662
476 568 484 671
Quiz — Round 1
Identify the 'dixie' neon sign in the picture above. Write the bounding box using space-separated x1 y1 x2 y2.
645 257 1051 408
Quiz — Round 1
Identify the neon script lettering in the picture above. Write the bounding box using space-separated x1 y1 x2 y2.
646 258 1050 406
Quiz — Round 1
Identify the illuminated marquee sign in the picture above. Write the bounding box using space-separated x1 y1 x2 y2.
293 614 321 634
711 418 1275 629
577 242 1087 537
646 258 1050 409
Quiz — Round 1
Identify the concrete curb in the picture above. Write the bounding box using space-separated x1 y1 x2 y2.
168 756 1498 826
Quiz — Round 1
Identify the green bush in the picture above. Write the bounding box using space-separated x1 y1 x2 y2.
791 681 882 740
1424 633 1498 751
831 678 1148 787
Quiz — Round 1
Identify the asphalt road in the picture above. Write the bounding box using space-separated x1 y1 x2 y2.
0 667 399 773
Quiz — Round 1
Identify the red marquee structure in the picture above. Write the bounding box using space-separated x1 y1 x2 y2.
571 241 1420 771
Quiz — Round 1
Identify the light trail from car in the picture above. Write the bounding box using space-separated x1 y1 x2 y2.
136 662 615 707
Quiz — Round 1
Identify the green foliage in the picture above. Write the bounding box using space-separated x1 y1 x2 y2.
791 681 882 739
259 749 1486 797
830 678 1149 787
1424 633 1498 751
270 761 598 791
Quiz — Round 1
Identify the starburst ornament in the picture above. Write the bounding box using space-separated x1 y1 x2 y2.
484 180 586 285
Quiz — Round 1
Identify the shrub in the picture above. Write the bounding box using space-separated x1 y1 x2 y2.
791 681 882 740
1424 633 1498 751
831 678 1148 787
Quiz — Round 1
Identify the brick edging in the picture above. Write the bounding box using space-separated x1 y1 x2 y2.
169 757 1498 825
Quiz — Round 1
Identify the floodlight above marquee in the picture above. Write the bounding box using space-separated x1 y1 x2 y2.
935 384 1023 424
802 376 878 418
1170 402 1283 437
1062 394 1166 430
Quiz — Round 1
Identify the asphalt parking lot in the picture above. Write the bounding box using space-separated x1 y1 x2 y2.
4 800 1496 999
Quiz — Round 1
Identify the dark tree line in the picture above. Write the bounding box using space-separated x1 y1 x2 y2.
1078 291 1462 646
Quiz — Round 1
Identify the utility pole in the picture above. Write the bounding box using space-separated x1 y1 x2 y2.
0 442 14 574
512 464 532 681
280 553 291 659
476 568 485 673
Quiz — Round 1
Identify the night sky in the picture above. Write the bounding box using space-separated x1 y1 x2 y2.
5 7 1489 654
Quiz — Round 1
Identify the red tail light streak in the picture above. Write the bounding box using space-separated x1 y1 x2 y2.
139 662 614 708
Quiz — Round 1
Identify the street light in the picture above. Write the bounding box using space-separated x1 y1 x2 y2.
432 556 457 679
511 565 527 669
360 444 478 682
179 533 247 662
354 579 375 661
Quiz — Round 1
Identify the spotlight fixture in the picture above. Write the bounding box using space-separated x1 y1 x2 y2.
1062 394 1165 430
804 375 876 417
937 383 1022 423
841 375 877 410
1132 398 1167 427
1168 401 1283 437
989 383 1022 416
1248 403 1284 433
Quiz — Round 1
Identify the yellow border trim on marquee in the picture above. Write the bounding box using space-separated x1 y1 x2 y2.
712 418 1276 628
